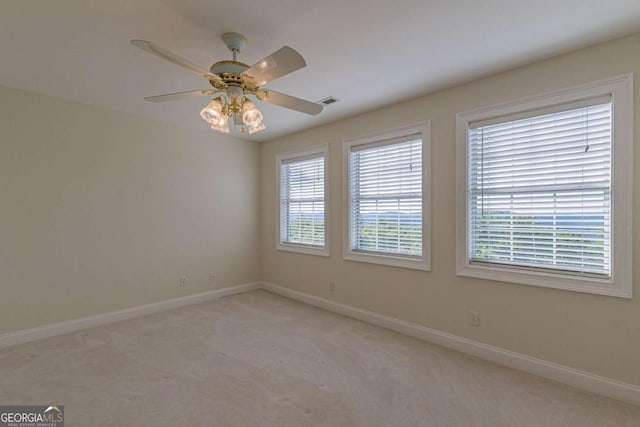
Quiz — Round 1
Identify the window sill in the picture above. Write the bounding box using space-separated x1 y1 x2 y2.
277 242 329 257
344 251 430 271
456 262 631 298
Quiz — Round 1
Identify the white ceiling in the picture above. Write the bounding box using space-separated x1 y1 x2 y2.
2 0 640 142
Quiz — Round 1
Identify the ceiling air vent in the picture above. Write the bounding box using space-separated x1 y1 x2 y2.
318 96 340 106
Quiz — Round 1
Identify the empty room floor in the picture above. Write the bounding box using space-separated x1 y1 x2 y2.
0 290 638 426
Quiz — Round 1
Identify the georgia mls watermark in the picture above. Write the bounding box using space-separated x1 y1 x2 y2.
0 406 64 427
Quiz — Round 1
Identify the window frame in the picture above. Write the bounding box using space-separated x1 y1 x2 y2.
455 74 633 298
343 121 431 271
276 144 330 257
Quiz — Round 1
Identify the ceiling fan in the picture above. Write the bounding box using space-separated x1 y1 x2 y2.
130 32 323 134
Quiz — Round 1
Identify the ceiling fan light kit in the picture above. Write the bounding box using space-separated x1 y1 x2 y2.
131 32 323 135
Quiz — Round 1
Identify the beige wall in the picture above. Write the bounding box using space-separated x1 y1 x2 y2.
260 34 640 386
2 31 638 388
0 85 260 335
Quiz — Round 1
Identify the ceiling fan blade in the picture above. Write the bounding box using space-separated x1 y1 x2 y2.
130 40 221 83
144 89 218 103
243 46 306 85
259 90 323 115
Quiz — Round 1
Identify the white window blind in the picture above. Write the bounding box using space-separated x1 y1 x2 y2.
467 97 612 276
350 136 422 256
280 154 325 246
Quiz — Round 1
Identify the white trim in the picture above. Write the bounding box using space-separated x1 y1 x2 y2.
455 74 633 298
276 242 330 257
3 281 638 406
275 144 330 257
0 282 261 350
261 281 640 406
342 121 432 271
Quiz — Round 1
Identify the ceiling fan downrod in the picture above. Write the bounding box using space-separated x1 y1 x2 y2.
221 32 247 62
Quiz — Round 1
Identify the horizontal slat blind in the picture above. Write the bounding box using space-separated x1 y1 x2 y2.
468 99 612 275
350 136 422 256
280 155 325 246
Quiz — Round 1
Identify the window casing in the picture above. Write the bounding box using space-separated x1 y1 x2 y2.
456 75 633 297
343 122 431 270
277 145 329 256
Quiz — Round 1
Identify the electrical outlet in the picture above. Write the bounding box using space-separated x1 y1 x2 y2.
329 281 336 292
210 272 216 282
179 275 187 287
468 310 480 327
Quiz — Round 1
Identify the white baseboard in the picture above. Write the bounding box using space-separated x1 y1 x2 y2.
261 281 640 407
0 282 261 350
2 280 638 406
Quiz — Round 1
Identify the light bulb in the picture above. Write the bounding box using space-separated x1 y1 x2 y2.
200 98 223 125
242 100 263 127
248 122 266 134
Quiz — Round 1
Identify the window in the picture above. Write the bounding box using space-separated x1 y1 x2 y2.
343 122 431 270
456 75 633 297
277 145 329 256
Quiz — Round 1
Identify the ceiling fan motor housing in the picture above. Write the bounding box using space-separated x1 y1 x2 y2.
209 61 249 75
209 60 259 94
209 32 257 91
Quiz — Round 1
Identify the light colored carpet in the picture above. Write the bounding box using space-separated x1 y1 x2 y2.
0 290 638 426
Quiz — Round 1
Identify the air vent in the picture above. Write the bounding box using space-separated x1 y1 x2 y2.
318 96 340 106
